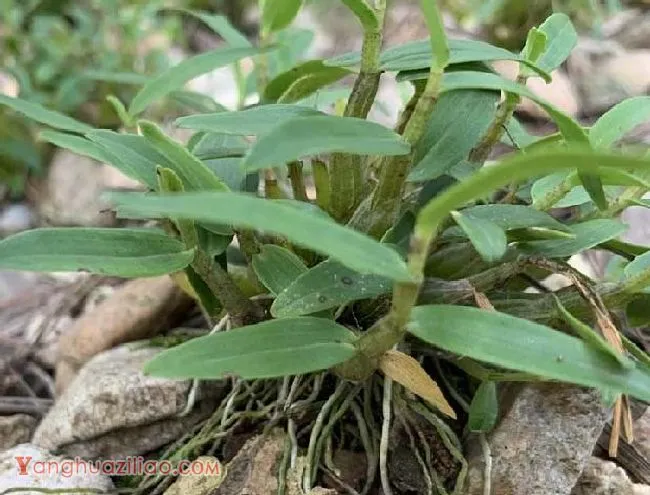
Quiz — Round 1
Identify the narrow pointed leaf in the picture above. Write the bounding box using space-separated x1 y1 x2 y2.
265 60 351 102
175 104 323 135
144 317 357 379
468 381 498 432
271 259 392 317
517 219 626 258
179 9 252 47
86 130 166 189
461 204 568 232
379 349 456 418
39 130 114 164
0 94 92 133
451 211 507 262
262 0 303 33
408 305 650 402
624 251 650 293
243 115 410 171
139 121 228 191
0 228 194 277
252 244 308 295
534 13 578 73
129 46 259 116
109 191 412 281
408 90 499 182
578 172 607 210
340 0 378 30
590 97 650 150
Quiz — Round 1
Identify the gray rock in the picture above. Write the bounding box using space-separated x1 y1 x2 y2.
603 9 650 50
464 383 609 495
0 204 33 235
38 150 115 227
634 406 650 464
0 443 114 494
163 456 225 495
568 38 650 116
33 345 225 458
0 415 37 450
572 457 650 495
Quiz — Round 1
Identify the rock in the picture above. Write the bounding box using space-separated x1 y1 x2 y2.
0 443 114 494
492 61 579 119
163 456 225 495
36 150 116 227
55 275 192 394
572 457 650 495
33 345 225 458
568 39 650 116
464 383 609 495
0 415 37 450
602 9 650 50
634 406 650 462
213 429 285 495
0 204 34 235
100 164 143 190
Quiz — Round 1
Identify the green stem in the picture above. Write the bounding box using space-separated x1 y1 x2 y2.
469 75 526 165
288 161 309 202
328 1 386 223
365 68 444 239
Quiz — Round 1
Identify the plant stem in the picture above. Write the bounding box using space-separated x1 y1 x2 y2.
328 0 386 223
192 249 265 326
364 68 443 239
288 161 308 201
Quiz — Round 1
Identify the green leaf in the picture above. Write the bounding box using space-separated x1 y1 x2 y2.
578 172 607 210
553 294 632 369
271 259 392 317
262 0 303 33
408 90 499 182
626 295 650 326
327 39 550 80
0 94 92 134
109 191 412 281
86 130 165 189
420 0 449 69
0 228 194 277
175 104 323 135
590 97 650 150
521 28 547 64
415 148 650 238
39 130 114 164
243 115 410 171
408 305 650 402
128 46 259 117
340 0 379 30
517 219 626 258
139 121 228 191
451 211 507 262
252 244 308 295
265 60 351 102
468 381 498 432
624 251 650 293
179 9 252 47
534 13 578 73
460 204 569 232
143 317 357 379
439 72 587 143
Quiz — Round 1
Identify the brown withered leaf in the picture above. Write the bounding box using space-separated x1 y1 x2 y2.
379 349 456 419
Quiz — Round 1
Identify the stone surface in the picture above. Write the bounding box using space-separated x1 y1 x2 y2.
33 345 224 458
0 415 38 451
214 429 287 495
572 457 650 495
492 61 579 119
0 443 114 494
163 456 225 495
464 383 609 495
568 39 650 116
634 406 650 463
0 204 34 235
36 150 115 227
603 9 650 50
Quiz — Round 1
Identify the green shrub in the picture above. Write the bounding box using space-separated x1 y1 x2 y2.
3 1 650 491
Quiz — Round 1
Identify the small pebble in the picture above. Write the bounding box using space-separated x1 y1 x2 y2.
0 204 34 235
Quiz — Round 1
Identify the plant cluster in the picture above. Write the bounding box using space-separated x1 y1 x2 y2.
3 0 650 492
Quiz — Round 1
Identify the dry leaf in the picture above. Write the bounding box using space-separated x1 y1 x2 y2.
472 289 495 311
379 349 456 419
